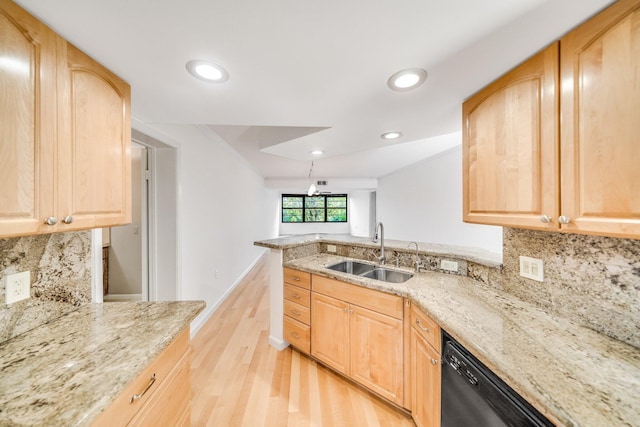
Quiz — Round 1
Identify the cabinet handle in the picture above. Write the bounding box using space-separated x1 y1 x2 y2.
540 215 552 223
290 310 301 316
349 309 354 315
62 215 74 224
291 293 301 299
431 358 438 365
343 307 348 312
292 277 301 281
44 217 58 226
130 373 156 403
290 332 301 339
558 215 571 224
415 319 430 332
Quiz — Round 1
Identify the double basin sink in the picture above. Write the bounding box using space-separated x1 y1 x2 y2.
326 260 413 284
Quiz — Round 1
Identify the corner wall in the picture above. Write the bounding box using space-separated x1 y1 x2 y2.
376 142 503 254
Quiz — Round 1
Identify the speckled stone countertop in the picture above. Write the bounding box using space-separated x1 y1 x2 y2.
255 233 502 268
0 301 205 427
285 254 640 427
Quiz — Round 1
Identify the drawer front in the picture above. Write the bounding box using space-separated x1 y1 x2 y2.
411 305 441 353
284 283 310 307
284 299 310 325
92 327 190 427
284 316 311 354
284 268 311 289
128 348 192 426
312 274 403 319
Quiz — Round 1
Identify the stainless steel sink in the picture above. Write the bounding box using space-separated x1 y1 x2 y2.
326 260 413 283
361 268 413 283
326 260 376 275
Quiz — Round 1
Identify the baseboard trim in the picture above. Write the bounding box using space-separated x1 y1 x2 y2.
269 335 289 351
103 293 142 302
189 252 266 339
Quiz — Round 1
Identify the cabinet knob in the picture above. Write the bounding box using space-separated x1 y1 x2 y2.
343 307 348 312
44 217 58 226
540 215 552 223
558 215 571 224
62 215 74 224
431 358 438 365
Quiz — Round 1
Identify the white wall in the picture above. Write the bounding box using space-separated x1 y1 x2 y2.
349 190 374 237
131 122 277 333
377 138 503 254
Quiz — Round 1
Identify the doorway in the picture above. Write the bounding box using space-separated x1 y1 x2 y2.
99 130 180 302
104 142 148 301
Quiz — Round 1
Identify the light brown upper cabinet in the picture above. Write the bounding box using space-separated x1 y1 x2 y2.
463 0 640 239
0 0 131 238
463 42 559 231
0 0 57 237
560 0 640 238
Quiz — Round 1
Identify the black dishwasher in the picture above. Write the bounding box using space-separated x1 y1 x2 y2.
441 331 554 427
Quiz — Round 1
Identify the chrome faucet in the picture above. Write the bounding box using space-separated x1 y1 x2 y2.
408 241 421 272
373 222 385 265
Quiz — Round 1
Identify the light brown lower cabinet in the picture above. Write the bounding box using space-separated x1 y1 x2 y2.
92 327 192 426
410 305 441 427
311 275 404 406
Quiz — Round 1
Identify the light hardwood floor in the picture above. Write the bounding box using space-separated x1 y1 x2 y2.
190 255 415 427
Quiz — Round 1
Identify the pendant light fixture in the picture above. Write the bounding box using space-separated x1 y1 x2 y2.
307 161 316 196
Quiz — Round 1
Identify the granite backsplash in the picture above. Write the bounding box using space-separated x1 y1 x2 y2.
502 227 640 349
0 231 92 343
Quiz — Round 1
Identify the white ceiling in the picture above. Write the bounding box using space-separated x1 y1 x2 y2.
16 0 614 180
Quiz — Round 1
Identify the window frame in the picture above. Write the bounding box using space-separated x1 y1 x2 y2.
281 194 348 223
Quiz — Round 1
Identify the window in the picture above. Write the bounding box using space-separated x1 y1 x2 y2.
282 194 347 223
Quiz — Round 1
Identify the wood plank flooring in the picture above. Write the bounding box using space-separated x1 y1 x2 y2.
190 255 415 427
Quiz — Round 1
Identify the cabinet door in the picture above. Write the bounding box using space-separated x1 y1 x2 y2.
0 1 56 237
411 328 441 427
311 292 349 374
57 42 131 230
560 0 640 239
463 43 559 230
350 304 404 406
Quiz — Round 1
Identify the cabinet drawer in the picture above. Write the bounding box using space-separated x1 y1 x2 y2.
284 283 310 307
284 299 310 325
284 268 311 289
312 275 403 319
411 305 441 353
128 348 192 426
284 316 311 353
92 328 190 427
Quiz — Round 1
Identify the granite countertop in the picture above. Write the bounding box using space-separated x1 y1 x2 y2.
0 301 205 427
254 233 503 268
284 254 640 427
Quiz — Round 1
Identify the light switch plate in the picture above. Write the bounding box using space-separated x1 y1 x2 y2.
6 271 31 304
519 256 544 282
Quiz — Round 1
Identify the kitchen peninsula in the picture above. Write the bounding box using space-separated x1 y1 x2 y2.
0 301 204 426
255 234 640 427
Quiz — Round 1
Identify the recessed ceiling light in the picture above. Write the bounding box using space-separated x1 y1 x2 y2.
186 60 229 83
310 150 324 155
381 131 402 140
387 68 427 92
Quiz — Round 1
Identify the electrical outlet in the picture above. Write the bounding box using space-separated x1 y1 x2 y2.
327 244 337 253
441 260 459 272
214 269 220 279
519 256 544 282
5 271 31 304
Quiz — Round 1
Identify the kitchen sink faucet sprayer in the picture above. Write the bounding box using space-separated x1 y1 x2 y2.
373 222 385 265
